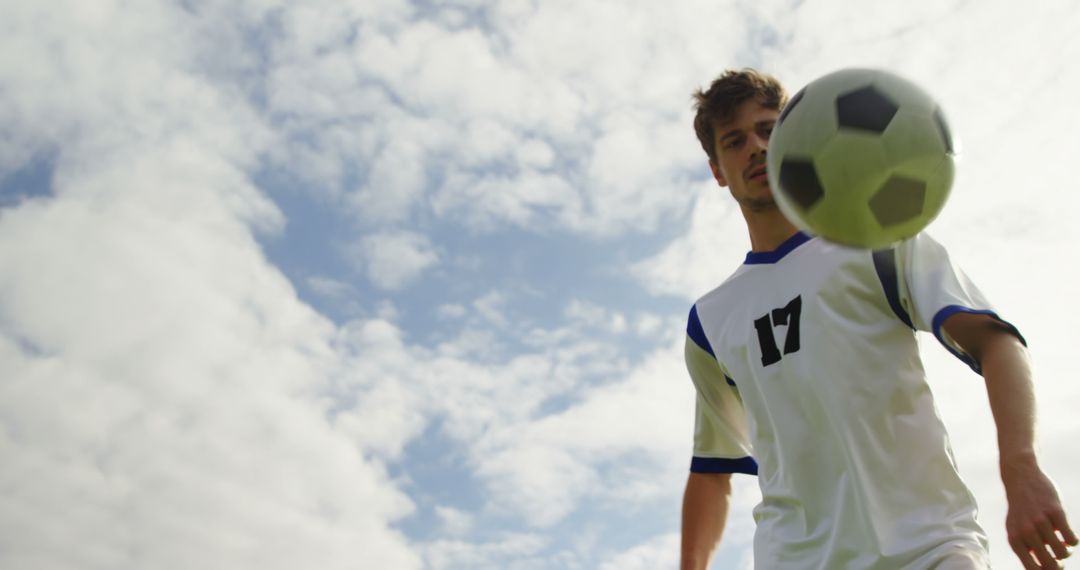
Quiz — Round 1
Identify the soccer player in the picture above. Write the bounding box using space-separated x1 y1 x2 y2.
679 69 1076 570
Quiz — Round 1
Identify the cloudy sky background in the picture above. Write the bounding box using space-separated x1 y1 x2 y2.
1 0 1078 568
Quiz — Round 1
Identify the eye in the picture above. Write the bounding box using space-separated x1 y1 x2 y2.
723 136 744 149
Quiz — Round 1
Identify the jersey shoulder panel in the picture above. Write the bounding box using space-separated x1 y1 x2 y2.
896 232 1025 374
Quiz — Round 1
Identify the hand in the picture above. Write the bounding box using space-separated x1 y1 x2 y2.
1004 461 1078 569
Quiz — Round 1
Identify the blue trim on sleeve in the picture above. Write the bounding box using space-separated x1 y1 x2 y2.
691 456 759 475
931 305 1027 375
687 305 715 358
744 232 812 265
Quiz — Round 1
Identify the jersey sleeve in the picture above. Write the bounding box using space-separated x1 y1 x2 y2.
685 305 757 475
895 232 1026 374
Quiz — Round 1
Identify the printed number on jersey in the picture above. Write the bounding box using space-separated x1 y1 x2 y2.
753 295 803 366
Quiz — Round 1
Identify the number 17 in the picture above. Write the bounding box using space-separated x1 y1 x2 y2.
753 295 802 367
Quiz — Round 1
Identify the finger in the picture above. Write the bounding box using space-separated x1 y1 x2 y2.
1013 535 1042 570
1049 510 1080 547
1038 546 1064 569
1059 538 1075 561
1019 523 1059 570
1029 538 1061 569
1039 518 1072 560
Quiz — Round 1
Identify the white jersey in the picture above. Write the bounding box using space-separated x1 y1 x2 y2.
686 231 1023 569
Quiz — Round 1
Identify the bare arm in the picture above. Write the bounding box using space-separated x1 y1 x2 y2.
943 312 1077 569
681 471 732 570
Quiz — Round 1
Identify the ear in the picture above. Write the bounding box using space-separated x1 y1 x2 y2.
709 159 728 187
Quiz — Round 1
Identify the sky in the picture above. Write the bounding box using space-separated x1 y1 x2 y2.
1 0 1078 569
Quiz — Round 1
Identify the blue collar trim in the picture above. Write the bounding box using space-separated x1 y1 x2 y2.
744 232 812 265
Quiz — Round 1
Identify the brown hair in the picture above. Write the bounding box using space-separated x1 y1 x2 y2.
692 69 788 163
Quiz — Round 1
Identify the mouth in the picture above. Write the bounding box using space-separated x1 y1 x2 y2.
747 165 768 181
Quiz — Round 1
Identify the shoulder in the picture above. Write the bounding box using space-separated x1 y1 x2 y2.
896 231 950 257
687 266 749 356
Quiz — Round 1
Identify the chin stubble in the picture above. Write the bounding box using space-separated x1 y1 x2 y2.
742 195 777 212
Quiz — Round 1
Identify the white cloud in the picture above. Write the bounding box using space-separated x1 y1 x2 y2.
468 335 692 526
351 230 439 290
316 290 689 536
634 313 665 338
0 188 421 570
432 169 584 231
249 0 756 236
328 319 428 461
435 505 475 537
633 184 750 301
472 290 510 329
476 444 600 527
349 128 433 224
437 303 468 320
564 300 630 336
306 275 356 299
599 533 680 570
423 533 547 570
0 2 420 568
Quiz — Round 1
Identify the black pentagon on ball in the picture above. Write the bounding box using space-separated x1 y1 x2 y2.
779 158 825 210
869 175 926 227
933 107 954 155
836 85 899 133
777 87 806 126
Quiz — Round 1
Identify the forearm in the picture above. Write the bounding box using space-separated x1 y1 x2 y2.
942 312 1075 567
942 312 1039 477
681 472 731 570
978 332 1077 567
979 333 1040 480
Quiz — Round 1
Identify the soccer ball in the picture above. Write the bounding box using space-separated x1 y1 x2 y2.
766 68 956 249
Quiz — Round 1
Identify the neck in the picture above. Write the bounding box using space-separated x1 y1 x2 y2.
743 207 800 252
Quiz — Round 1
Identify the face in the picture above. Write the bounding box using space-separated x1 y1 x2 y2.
709 98 779 211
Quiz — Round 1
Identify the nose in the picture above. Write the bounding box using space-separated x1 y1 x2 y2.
749 132 768 158
750 131 769 152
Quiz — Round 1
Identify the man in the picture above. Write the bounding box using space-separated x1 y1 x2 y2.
680 68 1076 569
